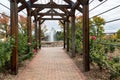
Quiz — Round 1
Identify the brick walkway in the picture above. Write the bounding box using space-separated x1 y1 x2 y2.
16 47 86 80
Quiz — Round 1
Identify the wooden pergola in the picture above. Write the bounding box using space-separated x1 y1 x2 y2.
10 0 102 74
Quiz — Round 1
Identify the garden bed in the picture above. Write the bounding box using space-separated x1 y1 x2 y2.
74 48 120 80
0 57 32 80
74 54 110 80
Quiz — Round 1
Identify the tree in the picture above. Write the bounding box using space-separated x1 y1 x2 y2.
74 15 106 52
18 15 34 35
40 24 48 40
90 16 105 37
19 15 27 34
56 31 64 41
0 12 9 39
116 29 120 39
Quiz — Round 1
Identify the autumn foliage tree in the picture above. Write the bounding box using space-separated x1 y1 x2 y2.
19 15 27 34
0 12 9 39
90 16 105 38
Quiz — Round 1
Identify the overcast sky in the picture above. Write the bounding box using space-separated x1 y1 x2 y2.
0 0 120 33
89 0 120 33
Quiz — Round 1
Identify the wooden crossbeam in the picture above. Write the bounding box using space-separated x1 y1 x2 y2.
18 4 26 12
53 9 66 18
31 2 51 16
40 20 45 24
31 0 38 3
31 2 70 17
63 0 74 6
71 0 82 11
37 9 52 16
32 4 71 9
37 9 66 20
38 13 66 16
64 0 83 13
40 18 66 20
42 9 52 14
59 20 64 25
18 0 37 12
64 0 83 5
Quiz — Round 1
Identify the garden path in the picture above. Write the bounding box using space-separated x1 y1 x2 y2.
16 47 85 80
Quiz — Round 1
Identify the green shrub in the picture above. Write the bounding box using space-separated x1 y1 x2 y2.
116 29 120 39
90 38 120 80
108 61 120 80
0 37 14 68
109 45 115 53
113 57 120 63
18 33 34 62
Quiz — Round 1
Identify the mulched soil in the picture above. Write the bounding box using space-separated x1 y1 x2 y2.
0 57 32 80
73 55 110 80
73 48 120 80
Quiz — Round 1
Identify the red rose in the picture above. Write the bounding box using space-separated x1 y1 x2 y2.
91 36 96 40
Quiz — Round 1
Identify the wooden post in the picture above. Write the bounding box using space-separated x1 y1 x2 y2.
83 0 90 72
34 15 38 51
63 21 66 49
71 13 76 57
39 20 41 49
27 8 32 53
66 21 69 51
10 0 18 75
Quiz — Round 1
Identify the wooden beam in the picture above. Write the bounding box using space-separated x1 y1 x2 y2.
37 13 66 16
10 0 18 75
31 0 38 3
59 20 64 25
38 18 66 20
18 0 30 12
63 0 74 6
38 20 41 49
36 9 53 20
83 0 90 72
18 0 37 12
63 21 66 49
66 21 69 51
40 20 45 24
71 0 82 11
27 8 32 53
52 9 66 18
32 4 71 9
18 4 26 12
31 8 44 16
42 2 71 16
37 15 44 21
64 0 83 5
71 13 76 57
18 0 37 3
34 15 38 51
64 0 83 13
31 2 51 16
77 7 83 12
37 9 57 16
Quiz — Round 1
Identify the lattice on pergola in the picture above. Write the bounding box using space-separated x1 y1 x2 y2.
10 0 102 75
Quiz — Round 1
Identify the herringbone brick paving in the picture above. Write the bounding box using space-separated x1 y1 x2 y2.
16 47 86 80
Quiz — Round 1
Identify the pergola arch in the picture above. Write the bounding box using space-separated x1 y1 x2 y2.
10 0 102 74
